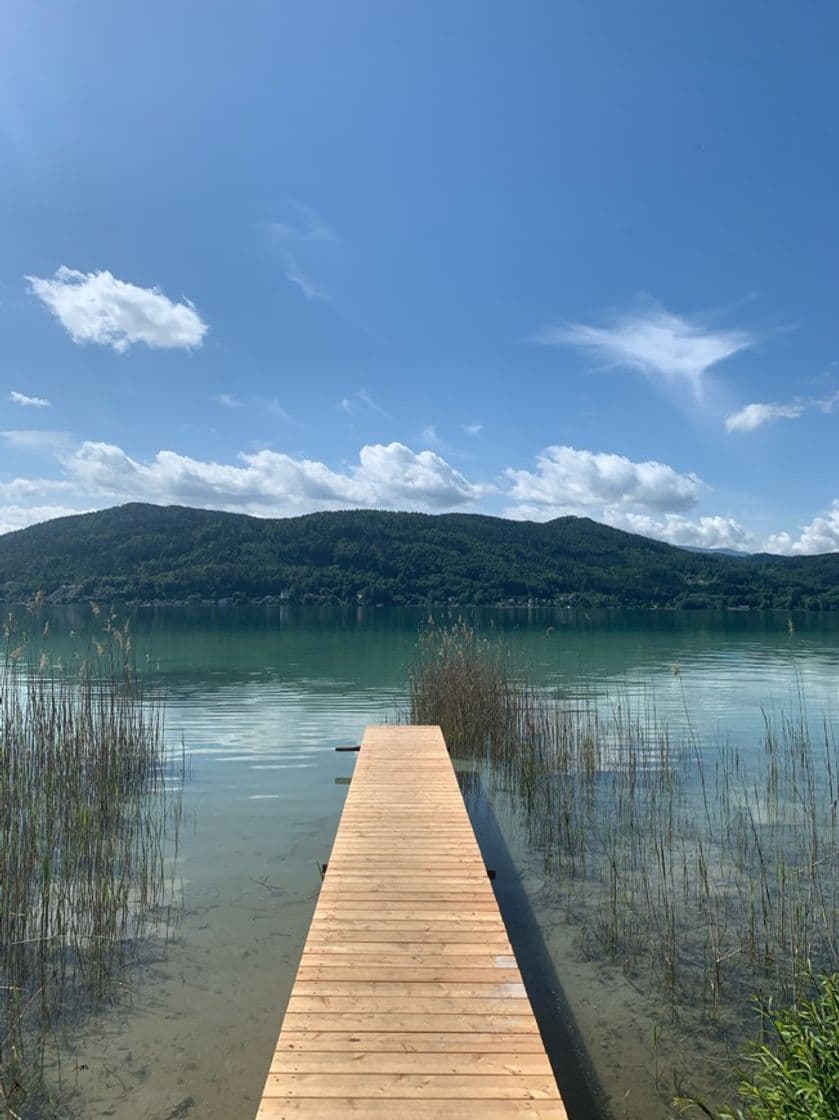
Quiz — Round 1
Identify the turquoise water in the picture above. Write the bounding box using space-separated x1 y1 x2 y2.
15 605 839 1119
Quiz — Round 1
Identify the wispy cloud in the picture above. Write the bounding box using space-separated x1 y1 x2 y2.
726 389 839 432
270 202 336 302
27 266 207 351
262 397 291 420
212 393 242 409
1 429 72 452
463 422 483 436
283 263 328 301
270 203 335 246
9 390 50 408
725 400 805 432
534 302 752 399
339 389 390 418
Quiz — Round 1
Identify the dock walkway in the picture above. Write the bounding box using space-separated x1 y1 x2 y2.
256 724 567 1118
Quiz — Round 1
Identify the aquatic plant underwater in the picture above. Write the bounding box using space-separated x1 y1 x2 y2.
0 603 182 1118
409 621 839 1118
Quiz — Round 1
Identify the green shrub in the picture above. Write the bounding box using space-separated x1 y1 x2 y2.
677 973 839 1120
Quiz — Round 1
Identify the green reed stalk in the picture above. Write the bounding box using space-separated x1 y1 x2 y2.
0 603 182 1117
407 621 839 1109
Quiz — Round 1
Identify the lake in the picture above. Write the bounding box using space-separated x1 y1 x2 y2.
21 605 839 1119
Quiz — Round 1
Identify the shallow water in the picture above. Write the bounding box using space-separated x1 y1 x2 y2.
16 605 839 1119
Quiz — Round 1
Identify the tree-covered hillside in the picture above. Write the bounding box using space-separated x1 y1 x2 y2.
0 503 837 608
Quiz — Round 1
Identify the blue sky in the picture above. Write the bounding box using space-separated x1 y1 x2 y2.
2 1 838 552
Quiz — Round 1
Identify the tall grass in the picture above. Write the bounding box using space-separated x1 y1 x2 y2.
409 620 521 759
409 623 839 1075
0 603 182 1118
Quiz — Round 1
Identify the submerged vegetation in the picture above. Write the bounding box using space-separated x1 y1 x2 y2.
409 622 839 1117
0 604 182 1118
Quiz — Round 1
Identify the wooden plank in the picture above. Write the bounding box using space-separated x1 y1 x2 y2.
309 921 507 933
298 954 519 969
311 910 502 920
269 1052 552 1075
279 1014 539 1033
286 996 534 1015
311 909 501 918
274 1032 547 1053
289 943 513 956
262 1072 561 1098
255 725 567 1119
258 1102 570 1118
291 982 528 998
313 896 497 904
295 968 526 984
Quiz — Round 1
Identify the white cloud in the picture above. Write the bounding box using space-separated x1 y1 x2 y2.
9 390 50 408
421 424 441 446
26 266 207 352
212 393 242 409
59 440 486 515
606 511 755 551
726 389 839 432
463 423 483 436
4 430 835 556
726 401 805 432
766 500 839 555
535 304 752 398
505 445 702 518
0 476 75 501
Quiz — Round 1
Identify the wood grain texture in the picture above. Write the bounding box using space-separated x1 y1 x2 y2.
255 724 567 1119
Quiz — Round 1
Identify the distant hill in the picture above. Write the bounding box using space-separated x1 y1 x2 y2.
682 546 752 558
0 503 837 608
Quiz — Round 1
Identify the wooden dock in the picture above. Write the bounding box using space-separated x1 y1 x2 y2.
256 725 568 1118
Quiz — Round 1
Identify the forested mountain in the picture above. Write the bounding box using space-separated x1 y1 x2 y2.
0 503 837 608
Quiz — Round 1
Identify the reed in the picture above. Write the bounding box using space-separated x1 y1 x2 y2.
409 622 839 1106
0 602 182 1118
409 619 522 760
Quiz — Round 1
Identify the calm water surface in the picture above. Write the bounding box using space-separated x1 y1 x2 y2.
35 606 839 1120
